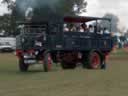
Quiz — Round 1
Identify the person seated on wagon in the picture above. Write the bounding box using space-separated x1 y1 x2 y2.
79 25 84 32
88 25 94 33
63 24 69 32
103 28 110 34
79 23 88 32
69 24 76 32
98 26 104 34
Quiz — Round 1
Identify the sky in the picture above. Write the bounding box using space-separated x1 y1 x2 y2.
82 0 128 29
0 0 8 15
0 0 128 29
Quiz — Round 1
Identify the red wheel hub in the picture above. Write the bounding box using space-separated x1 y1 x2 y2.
91 52 101 69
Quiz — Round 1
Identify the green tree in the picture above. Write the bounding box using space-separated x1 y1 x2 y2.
1 0 16 36
1 0 15 12
0 14 11 36
100 13 119 32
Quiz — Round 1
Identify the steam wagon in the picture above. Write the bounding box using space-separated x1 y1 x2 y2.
16 16 113 72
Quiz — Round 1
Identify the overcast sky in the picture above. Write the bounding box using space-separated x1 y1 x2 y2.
0 0 128 29
82 0 128 29
0 0 8 15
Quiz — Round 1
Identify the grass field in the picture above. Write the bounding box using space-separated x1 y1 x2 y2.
0 50 128 96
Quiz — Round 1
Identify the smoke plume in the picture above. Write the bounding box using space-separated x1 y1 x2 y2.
16 0 60 21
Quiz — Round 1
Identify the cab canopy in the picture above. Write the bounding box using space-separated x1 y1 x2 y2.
64 16 111 23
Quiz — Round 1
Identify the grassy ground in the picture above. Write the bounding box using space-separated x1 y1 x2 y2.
0 50 128 96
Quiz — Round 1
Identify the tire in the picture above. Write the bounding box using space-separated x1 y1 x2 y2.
43 52 52 72
19 58 29 72
87 51 102 69
61 60 76 69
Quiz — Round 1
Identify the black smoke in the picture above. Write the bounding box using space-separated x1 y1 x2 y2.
15 0 63 21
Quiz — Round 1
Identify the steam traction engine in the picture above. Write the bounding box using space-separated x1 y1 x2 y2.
16 16 113 72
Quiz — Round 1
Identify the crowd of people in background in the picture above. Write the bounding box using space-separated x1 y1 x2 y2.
63 23 110 35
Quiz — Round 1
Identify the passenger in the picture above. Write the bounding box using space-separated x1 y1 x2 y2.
79 26 84 32
98 27 104 34
103 28 110 34
69 24 76 32
100 28 104 34
70 25 76 32
89 25 94 33
63 24 69 32
75 24 80 31
81 23 88 32
94 25 97 33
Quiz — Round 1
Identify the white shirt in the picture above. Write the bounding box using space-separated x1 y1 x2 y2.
89 28 94 33
104 30 110 34
64 27 69 32
79 29 84 32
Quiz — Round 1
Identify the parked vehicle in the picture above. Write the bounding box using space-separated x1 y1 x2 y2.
16 16 113 72
0 37 16 49
0 42 15 52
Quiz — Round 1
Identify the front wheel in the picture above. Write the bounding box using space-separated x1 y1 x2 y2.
88 51 102 69
19 58 29 72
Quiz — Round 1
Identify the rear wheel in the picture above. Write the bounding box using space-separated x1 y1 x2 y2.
87 51 102 69
43 52 52 72
19 58 29 72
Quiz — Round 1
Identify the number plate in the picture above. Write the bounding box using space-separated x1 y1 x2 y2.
24 60 36 64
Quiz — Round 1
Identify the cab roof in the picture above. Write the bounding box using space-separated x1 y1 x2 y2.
64 16 111 23
17 16 111 24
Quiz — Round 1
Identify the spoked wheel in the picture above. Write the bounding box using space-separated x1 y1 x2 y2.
43 52 52 72
88 51 102 69
19 58 29 72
